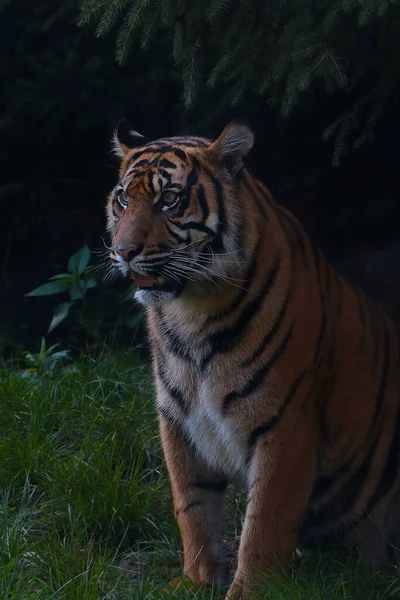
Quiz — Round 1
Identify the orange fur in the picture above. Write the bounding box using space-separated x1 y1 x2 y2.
107 121 400 599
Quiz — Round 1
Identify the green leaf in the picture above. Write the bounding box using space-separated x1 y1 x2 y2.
40 337 46 361
26 281 69 297
70 282 85 301
68 245 91 275
48 302 74 333
23 352 36 366
46 342 60 353
48 273 74 281
50 350 70 360
85 278 97 290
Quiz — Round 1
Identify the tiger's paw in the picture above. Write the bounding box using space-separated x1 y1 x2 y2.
165 576 200 594
167 573 230 595
225 578 251 600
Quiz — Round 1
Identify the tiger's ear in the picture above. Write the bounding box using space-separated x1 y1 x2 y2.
208 120 254 176
111 119 149 158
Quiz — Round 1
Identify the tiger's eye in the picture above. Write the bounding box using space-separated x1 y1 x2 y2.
163 191 178 204
161 191 179 210
117 192 128 208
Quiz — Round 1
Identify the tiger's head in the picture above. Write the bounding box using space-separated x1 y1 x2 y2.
107 120 254 307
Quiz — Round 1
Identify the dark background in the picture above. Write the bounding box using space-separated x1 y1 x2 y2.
1 0 399 355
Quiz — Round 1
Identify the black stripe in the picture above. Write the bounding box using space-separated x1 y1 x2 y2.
175 500 205 516
312 310 328 368
222 325 293 414
242 293 290 367
311 244 329 369
164 221 186 243
159 169 172 184
310 453 357 505
277 208 309 267
305 416 384 532
165 141 205 147
316 360 339 451
196 184 210 221
355 289 368 347
186 165 198 188
253 180 273 208
172 148 187 161
275 208 297 261
158 158 177 169
368 323 391 433
307 406 400 539
191 480 228 492
204 237 262 324
314 326 390 504
155 308 193 362
212 176 226 236
157 362 189 415
143 140 167 146
200 257 280 370
312 244 322 282
126 149 145 162
127 148 159 161
207 234 225 254
335 273 343 317
247 370 306 457
169 191 191 218
368 297 385 368
147 171 155 193
149 145 175 154
131 158 152 169
162 327 193 361
145 245 170 256
325 264 333 297
130 145 184 158
136 259 167 269
240 171 268 219
171 136 209 146
157 406 178 426
180 221 215 236
306 330 391 531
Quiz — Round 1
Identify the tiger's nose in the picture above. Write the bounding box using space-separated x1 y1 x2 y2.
115 244 143 262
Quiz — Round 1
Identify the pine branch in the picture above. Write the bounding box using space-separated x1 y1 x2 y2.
182 36 201 108
79 0 400 163
95 0 131 38
205 0 231 25
115 0 152 64
139 0 163 49
173 21 183 63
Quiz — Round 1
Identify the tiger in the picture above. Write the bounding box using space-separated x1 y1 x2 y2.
107 118 400 600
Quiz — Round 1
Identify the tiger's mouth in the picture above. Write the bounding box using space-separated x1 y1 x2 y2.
129 271 182 293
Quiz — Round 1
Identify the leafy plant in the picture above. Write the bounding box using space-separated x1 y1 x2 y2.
21 336 70 375
26 245 97 333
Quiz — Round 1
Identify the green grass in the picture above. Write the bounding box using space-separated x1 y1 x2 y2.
0 350 399 599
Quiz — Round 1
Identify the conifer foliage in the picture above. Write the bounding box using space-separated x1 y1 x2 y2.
79 0 400 163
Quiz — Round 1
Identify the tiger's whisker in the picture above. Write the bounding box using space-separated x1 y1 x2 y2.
167 262 225 291
169 261 248 291
169 256 247 283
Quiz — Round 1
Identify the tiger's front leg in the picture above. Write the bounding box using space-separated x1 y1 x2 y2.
226 428 316 600
159 414 229 589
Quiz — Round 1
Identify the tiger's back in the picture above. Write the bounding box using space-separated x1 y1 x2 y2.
107 119 400 599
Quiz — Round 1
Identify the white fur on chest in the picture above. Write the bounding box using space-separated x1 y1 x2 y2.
182 380 247 478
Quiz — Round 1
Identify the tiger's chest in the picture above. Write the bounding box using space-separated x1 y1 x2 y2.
150 308 249 478
181 378 248 479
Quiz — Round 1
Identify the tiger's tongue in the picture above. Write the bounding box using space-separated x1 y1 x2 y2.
131 273 157 288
